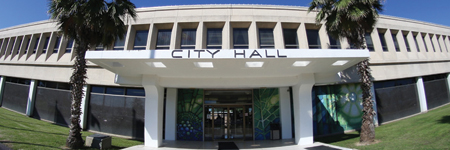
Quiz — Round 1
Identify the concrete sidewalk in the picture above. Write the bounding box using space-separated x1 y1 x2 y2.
123 139 352 150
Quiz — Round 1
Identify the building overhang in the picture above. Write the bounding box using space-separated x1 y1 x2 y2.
86 49 369 87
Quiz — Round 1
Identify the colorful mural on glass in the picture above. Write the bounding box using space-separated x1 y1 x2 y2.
253 88 280 140
312 83 363 136
177 89 204 141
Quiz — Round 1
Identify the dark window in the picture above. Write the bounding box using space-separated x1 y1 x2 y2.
374 78 416 89
283 29 298 49
207 28 222 49
156 29 171 50
306 29 321 49
423 35 429 52
5 77 31 85
91 86 105 93
57 83 71 90
95 44 104 51
391 33 400 52
66 38 74 53
43 37 50 53
113 35 126 50
379 32 388 52
16 39 22 54
0 39 3 49
181 29 196 49
24 39 30 54
437 36 443 52
133 30 148 50
430 36 436 52
259 28 275 48
365 33 374 51
53 37 61 53
403 34 411 52
233 28 249 49
444 36 449 52
328 34 341 49
106 87 125 95
414 35 420 52
9 40 15 54
423 73 448 82
126 88 145 96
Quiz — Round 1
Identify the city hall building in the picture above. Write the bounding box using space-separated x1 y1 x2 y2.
1 5 450 148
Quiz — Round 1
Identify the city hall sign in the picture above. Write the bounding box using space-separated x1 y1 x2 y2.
170 49 288 59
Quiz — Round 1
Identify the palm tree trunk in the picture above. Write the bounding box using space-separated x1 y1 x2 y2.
357 59 376 143
66 41 88 149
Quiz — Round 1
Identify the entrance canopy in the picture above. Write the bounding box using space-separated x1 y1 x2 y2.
86 49 369 88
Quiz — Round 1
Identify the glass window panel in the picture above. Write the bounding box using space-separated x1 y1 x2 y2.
133 30 149 50
57 83 70 90
46 82 58 88
38 81 47 87
328 34 341 49
53 37 61 53
233 28 249 48
403 34 411 52
423 36 429 52
156 29 171 49
181 29 196 49
24 39 30 54
17 39 22 54
207 28 222 49
10 40 15 54
379 33 388 52
95 44 104 51
66 38 74 53
283 29 298 49
33 37 39 54
414 35 420 52
126 88 145 96
391 33 400 52
306 29 321 49
91 86 105 94
106 87 125 95
43 37 50 53
259 28 274 48
113 35 126 50
365 33 374 51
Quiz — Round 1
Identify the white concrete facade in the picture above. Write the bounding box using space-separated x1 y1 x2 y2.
1 4 450 149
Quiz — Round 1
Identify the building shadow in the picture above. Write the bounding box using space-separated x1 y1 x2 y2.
437 115 450 124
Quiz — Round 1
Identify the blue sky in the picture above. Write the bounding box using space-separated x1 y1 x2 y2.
0 0 449 29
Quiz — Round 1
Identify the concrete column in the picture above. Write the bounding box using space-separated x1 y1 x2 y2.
279 87 292 139
0 76 5 106
142 75 165 147
196 22 205 49
248 21 257 49
124 25 133 50
446 74 450 101
292 74 315 145
416 77 428 112
298 23 308 49
80 85 90 130
273 22 284 49
165 88 177 140
26 80 37 116
223 21 231 49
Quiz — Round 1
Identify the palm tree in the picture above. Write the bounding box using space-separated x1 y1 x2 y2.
308 0 383 144
48 0 136 148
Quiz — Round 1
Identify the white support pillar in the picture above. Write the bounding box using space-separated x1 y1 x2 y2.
416 77 428 112
279 87 292 139
26 80 37 116
80 85 90 130
447 74 450 96
165 88 177 140
0 76 5 106
292 74 315 145
142 75 165 148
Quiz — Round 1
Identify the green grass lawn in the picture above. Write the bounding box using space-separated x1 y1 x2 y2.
316 104 450 149
0 108 143 150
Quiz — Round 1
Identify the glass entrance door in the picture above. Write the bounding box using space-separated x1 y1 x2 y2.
204 105 253 141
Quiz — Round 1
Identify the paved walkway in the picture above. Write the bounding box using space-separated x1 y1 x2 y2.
123 139 352 150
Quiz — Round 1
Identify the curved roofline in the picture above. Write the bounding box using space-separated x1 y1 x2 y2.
1 4 450 31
